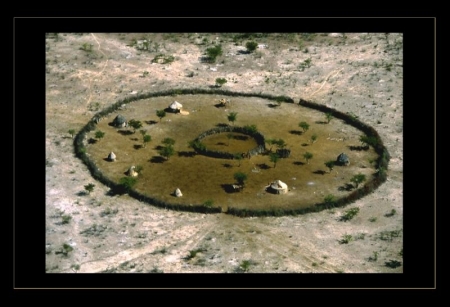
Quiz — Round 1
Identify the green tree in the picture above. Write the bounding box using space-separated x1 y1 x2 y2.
215 77 227 87
245 41 258 53
227 133 233 146
119 176 137 193
84 183 95 194
156 110 166 122
310 134 318 144
159 145 175 160
162 138 175 146
68 129 76 139
325 160 335 173
265 138 276 152
350 173 366 188
227 112 238 126
359 135 378 148
324 194 336 205
269 152 280 168
275 139 287 149
233 172 248 186
303 152 313 164
128 119 142 133
94 130 105 142
325 112 333 124
234 153 243 167
143 134 152 148
299 121 310 133
205 45 223 62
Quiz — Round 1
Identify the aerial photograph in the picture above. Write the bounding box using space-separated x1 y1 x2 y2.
45 32 404 275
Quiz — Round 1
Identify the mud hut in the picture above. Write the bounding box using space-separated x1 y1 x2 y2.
112 114 127 127
336 153 350 166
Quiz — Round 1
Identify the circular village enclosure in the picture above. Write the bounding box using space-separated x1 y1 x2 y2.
74 89 390 217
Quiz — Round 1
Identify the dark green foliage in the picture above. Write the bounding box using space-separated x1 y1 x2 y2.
84 183 95 194
339 234 353 244
245 41 258 53
269 152 279 168
119 176 137 192
350 173 366 188
303 152 313 164
325 112 333 123
156 110 166 122
310 134 318 144
94 130 105 141
162 138 175 146
325 160 335 173
340 207 360 221
68 129 76 138
234 172 248 186
299 121 310 133
227 112 238 125
215 78 227 87
243 124 258 134
143 134 151 147
159 145 175 160
205 45 223 62
128 119 143 133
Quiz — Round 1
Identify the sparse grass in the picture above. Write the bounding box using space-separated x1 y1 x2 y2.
184 248 207 260
339 207 360 222
377 229 402 242
369 217 377 222
384 209 397 217
151 247 167 255
235 259 257 273
338 234 353 244
368 251 379 262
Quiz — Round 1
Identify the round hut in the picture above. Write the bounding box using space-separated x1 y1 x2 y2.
336 153 350 166
173 188 183 197
127 166 138 177
267 180 288 194
112 114 127 128
107 151 116 162
168 101 183 113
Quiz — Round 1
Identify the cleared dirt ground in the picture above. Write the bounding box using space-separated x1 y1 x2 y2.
45 33 403 274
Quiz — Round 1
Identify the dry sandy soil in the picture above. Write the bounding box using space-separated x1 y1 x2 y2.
45 33 403 277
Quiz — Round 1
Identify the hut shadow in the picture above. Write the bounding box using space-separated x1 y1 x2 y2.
103 158 114 162
349 145 369 151
293 161 305 166
178 151 196 157
133 144 143 150
150 156 165 163
88 138 97 144
289 130 303 135
222 163 233 169
301 143 309 147
313 170 327 175
214 103 226 108
221 184 239 193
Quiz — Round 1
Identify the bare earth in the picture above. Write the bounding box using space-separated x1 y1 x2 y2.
45 33 403 274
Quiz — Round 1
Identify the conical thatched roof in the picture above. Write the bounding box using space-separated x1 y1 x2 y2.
113 114 127 127
337 152 350 166
174 188 182 197
169 101 183 110
127 165 138 177
107 151 116 161
270 180 288 194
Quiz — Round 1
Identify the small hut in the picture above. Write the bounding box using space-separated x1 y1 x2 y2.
107 151 116 162
267 180 288 194
127 166 138 177
173 188 183 197
112 114 127 127
336 153 350 166
168 101 183 113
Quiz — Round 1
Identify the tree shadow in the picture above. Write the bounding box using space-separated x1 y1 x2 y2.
222 163 233 169
118 130 133 136
313 170 327 175
214 103 227 108
338 183 354 191
154 145 164 150
301 143 309 147
130 137 139 141
145 120 158 125
103 158 114 162
133 144 143 150
289 130 303 135
150 156 166 163
349 145 369 151
88 138 97 144
315 120 328 124
256 163 270 170
216 142 227 146
293 161 305 166
237 49 250 55
178 151 197 157
267 103 280 108
76 191 88 196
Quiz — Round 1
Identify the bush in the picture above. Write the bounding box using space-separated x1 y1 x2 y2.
340 207 360 221
245 41 258 53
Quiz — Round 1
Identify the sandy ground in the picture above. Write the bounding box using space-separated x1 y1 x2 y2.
45 33 403 276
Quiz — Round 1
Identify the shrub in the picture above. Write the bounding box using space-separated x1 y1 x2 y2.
339 234 353 244
340 207 360 221
215 78 227 87
245 41 258 53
